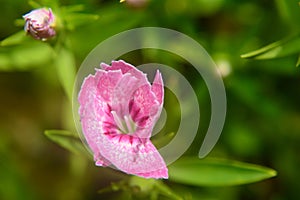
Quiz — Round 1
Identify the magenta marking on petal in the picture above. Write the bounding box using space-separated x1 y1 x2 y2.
129 84 161 139
133 84 159 117
129 99 141 121
136 116 149 127
97 133 168 178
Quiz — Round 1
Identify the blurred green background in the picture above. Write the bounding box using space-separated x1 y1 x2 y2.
0 0 299 199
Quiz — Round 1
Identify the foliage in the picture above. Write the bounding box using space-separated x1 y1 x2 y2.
1 0 300 199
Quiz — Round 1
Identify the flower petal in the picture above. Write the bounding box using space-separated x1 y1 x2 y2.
95 153 111 167
151 70 164 105
130 83 161 139
94 69 123 103
78 73 114 166
110 73 140 117
101 60 147 82
136 168 168 179
78 75 99 154
98 134 168 179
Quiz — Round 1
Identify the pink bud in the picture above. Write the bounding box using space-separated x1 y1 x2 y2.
124 0 149 8
23 8 56 41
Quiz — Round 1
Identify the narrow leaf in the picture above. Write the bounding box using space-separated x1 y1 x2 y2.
55 47 76 100
64 13 99 31
62 4 85 13
0 31 28 46
44 130 90 157
154 181 183 200
28 0 42 9
169 157 277 186
129 176 182 199
241 34 300 59
152 132 175 149
296 54 300 67
0 42 54 71
39 0 59 8
98 181 126 194
275 0 300 30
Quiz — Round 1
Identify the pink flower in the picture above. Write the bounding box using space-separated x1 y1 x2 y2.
23 8 56 40
78 60 168 179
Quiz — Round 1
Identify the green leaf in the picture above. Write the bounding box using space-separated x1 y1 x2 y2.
129 176 156 193
0 31 29 46
296 54 300 67
275 0 300 30
168 157 277 186
28 0 42 9
40 0 59 8
0 42 54 71
152 132 175 149
100 177 183 200
64 13 99 31
154 181 183 200
62 4 85 13
44 130 90 157
241 34 300 59
54 47 76 100
60 5 99 31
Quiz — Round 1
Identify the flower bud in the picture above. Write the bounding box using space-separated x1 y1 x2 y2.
122 0 149 8
23 8 56 41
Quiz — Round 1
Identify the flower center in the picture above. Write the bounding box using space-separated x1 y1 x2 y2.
111 111 137 134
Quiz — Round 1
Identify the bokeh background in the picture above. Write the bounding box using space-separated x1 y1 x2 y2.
0 0 299 199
